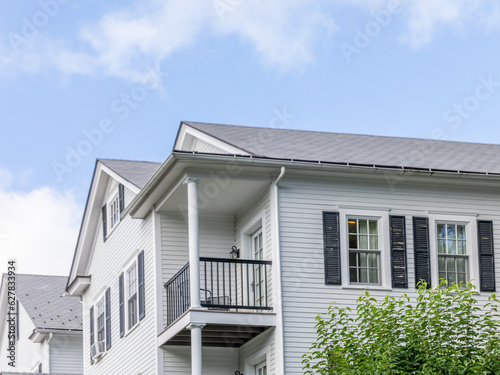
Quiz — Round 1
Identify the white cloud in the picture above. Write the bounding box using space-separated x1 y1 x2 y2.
0 167 81 276
0 0 498 80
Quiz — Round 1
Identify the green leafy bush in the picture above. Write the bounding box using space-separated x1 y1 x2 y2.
303 282 500 374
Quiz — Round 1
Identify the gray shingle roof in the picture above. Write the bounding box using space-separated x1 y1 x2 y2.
183 121 500 175
12 274 82 331
99 159 162 189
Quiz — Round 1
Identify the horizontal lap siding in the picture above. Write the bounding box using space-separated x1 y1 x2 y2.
163 346 238 374
49 335 83 373
279 176 500 374
84 186 156 375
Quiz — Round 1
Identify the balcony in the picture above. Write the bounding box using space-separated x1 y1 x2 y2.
159 257 275 347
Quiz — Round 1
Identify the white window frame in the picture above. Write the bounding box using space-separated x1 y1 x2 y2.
428 214 479 289
244 346 270 375
92 290 108 356
339 208 391 289
125 258 139 332
108 193 120 232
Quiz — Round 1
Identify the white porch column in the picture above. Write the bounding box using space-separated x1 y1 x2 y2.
186 177 201 309
187 322 205 375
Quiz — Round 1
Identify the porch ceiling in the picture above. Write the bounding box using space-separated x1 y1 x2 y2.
157 177 271 216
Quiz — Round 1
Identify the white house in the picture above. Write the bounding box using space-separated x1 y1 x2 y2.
0 274 83 374
66 121 498 374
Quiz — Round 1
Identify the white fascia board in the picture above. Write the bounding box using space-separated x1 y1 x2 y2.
65 276 91 297
67 162 109 289
175 124 250 155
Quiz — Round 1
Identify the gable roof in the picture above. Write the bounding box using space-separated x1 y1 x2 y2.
99 159 162 189
13 274 82 331
183 121 500 175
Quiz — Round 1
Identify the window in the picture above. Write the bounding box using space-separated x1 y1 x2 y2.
256 361 267 375
96 298 105 342
127 263 138 329
437 223 468 285
348 218 380 284
109 195 120 230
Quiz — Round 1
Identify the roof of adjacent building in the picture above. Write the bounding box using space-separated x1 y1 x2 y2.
12 274 82 331
99 159 162 189
183 121 500 175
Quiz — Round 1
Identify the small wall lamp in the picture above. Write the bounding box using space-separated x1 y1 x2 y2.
230 246 240 259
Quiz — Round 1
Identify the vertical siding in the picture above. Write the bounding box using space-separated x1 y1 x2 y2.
49 335 83 373
83 182 157 375
279 174 500 374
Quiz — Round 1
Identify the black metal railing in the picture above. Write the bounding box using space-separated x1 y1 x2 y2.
164 262 190 326
164 257 272 326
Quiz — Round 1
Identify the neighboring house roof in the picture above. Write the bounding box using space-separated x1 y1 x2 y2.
99 159 162 189
14 274 82 331
183 121 500 175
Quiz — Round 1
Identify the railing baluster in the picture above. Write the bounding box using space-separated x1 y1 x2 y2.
265 264 268 307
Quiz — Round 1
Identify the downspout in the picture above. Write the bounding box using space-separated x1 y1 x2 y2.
272 167 285 374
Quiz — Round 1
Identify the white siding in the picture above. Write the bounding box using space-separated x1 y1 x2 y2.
239 328 275 374
83 182 157 375
163 346 238 374
0 302 47 372
278 173 500 374
49 335 83 373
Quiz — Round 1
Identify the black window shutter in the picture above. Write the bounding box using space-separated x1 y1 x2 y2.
390 215 408 288
89 306 95 365
105 287 112 350
102 204 107 242
413 217 431 288
119 273 125 338
138 250 146 320
119 183 125 214
478 220 496 292
323 212 341 285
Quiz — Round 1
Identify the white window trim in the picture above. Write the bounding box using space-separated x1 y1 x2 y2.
92 290 108 359
339 208 391 289
428 214 479 289
240 210 266 260
244 345 270 375
107 193 120 233
124 257 139 333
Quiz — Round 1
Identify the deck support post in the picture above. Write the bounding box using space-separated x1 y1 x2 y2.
187 322 205 375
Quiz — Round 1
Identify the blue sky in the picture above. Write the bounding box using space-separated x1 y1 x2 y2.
1 0 500 275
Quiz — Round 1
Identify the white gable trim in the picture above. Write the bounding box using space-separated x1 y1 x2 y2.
100 164 141 194
175 123 250 155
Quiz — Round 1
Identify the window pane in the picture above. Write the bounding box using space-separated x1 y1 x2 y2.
360 252 367 267
447 240 456 255
349 235 358 249
368 253 377 268
438 239 446 254
438 256 445 272
437 224 446 239
350 268 358 282
359 235 368 250
447 224 456 239
457 273 466 285
359 220 367 234
439 272 446 281
369 236 378 250
349 252 357 267
447 273 456 285
457 240 466 255
348 220 357 234
359 268 368 283
369 269 378 284
457 258 466 273
369 220 378 235
457 225 466 240
447 257 456 272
